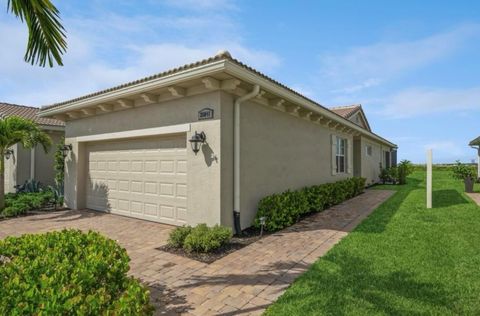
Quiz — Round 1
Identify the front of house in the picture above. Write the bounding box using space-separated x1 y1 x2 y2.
39 51 396 231
1 102 65 193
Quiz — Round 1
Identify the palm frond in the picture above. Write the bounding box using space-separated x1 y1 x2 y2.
7 0 67 67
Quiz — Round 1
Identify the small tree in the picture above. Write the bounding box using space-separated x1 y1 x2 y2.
0 116 52 209
398 160 413 185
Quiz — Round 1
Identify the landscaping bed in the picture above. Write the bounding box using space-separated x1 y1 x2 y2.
158 227 264 264
0 191 64 220
160 177 367 264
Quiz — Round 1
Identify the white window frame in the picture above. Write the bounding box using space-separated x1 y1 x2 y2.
336 136 347 173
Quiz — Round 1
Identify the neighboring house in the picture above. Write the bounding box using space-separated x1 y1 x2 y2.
1 103 65 193
469 136 480 178
330 104 397 184
39 51 397 231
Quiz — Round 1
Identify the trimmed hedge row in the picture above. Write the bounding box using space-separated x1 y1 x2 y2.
253 177 366 232
0 229 152 315
1 191 56 218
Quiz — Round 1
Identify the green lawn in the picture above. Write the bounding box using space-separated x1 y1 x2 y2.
265 171 480 315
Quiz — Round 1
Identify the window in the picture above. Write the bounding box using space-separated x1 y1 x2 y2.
366 145 372 156
336 137 347 173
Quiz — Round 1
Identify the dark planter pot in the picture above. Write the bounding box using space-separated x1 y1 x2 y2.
464 177 474 193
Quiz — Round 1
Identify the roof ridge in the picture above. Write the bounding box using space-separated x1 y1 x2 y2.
329 104 362 110
0 102 40 110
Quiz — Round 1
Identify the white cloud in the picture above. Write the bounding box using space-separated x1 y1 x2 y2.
379 86 480 118
0 6 280 106
319 24 480 94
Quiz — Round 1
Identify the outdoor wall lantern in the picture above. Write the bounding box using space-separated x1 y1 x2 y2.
62 144 73 158
4 149 14 160
189 131 206 155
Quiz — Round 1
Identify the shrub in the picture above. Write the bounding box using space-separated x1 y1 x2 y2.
452 160 476 180
1 191 56 218
254 190 309 232
0 229 152 315
167 225 193 248
254 177 366 232
183 224 232 253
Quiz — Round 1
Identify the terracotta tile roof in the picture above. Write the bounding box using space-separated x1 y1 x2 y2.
42 51 331 111
39 51 395 147
0 102 64 127
329 104 362 119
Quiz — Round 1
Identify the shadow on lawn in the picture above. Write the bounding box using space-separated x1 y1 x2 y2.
433 189 470 208
355 177 422 234
268 252 455 316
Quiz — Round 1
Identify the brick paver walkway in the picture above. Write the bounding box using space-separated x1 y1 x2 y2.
466 192 480 206
0 189 393 315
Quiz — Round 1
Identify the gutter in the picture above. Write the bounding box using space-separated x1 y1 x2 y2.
233 84 260 235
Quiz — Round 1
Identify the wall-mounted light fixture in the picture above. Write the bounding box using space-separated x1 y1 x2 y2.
4 149 14 160
189 131 206 155
62 144 73 158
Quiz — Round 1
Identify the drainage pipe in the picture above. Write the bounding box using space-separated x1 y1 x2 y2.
233 84 260 235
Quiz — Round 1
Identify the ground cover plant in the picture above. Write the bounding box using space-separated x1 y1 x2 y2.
1 190 57 218
265 171 480 315
0 229 152 315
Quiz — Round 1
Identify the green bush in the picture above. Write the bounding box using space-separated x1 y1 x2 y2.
1 191 56 218
254 177 366 232
452 160 476 180
254 190 310 232
0 229 152 315
167 225 193 248
183 224 232 253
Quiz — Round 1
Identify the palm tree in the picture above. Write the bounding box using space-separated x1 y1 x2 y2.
7 0 67 67
0 116 52 209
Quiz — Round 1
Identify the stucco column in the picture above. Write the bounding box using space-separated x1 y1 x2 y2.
477 148 480 179
64 139 86 210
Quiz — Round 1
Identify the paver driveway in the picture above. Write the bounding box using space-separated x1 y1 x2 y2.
0 189 393 315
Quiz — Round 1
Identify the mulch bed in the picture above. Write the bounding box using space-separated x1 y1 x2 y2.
157 227 270 264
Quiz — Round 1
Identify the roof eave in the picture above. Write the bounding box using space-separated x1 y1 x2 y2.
38 59 228 117
224 61 397 148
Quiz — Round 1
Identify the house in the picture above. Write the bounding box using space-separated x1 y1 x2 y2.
469 136 480 178
1 102 65 193
39 51 397 232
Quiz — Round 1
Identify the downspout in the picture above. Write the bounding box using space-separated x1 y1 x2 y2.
233 84 260 235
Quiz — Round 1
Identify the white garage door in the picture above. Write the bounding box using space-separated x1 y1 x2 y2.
86 134 188 226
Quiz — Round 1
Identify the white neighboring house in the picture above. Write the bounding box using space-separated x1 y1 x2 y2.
39 51 396 231
469 136 480 179
1 102 65 192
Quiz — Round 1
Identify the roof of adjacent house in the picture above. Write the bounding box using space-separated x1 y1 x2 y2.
469 136 480 146
329 104 362 118
0 102 64 127
329 104 372 131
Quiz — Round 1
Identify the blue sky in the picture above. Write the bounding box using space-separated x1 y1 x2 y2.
1 0 479 163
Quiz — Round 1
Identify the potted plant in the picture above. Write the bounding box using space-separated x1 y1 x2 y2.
452 160 476 193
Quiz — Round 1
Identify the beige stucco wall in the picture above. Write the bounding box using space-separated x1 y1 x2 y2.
64 91 223 227
360 136 393 185
222 97 354 229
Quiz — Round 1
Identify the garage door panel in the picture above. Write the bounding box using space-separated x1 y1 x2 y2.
86 135 187 225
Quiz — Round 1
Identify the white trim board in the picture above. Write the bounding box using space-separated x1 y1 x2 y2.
74 123 191 143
